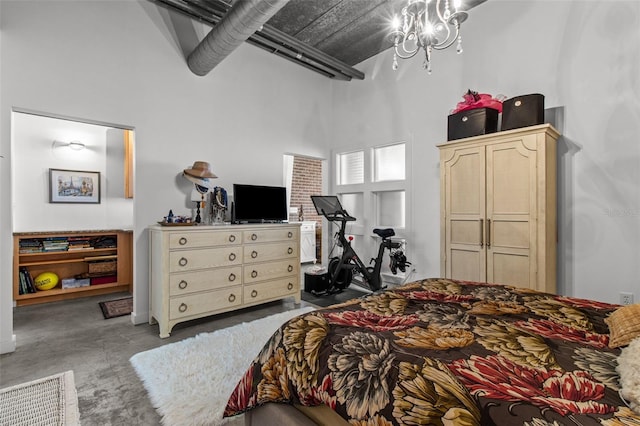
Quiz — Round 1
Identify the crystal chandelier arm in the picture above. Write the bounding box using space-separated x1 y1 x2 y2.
392 32 421 59
436 0 448 24
431 23 460 50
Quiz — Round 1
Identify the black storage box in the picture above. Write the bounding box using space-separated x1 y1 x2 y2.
501 93 545 131
447 107 499 141
304 271 330 293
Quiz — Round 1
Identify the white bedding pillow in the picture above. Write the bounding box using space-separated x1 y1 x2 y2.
617 336 640 414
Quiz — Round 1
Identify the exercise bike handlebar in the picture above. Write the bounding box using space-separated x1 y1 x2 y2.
320 208 356 222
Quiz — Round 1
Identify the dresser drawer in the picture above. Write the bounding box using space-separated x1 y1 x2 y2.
169 287 242 320
244 277 298 304
244 242 298 263
243 227 299 244
170 266 242 296
169 230 241 249
169 247 242 272
243 259 297 284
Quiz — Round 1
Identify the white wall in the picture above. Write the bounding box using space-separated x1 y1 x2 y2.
0 0 332 353
329 0 640 303
12 112 133 232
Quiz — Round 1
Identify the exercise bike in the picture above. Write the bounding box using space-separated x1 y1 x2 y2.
311 195 411 294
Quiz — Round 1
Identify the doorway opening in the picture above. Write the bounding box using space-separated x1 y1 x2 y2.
10 108 135 346
283 154 324 263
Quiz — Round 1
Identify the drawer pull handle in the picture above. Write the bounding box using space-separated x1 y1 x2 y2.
251 290 258 298
251 270 258 278
287 247 293 254
287 265 293 272
288 231 293 238
229 253 236 261
179 237 187 245
178 280 188 290
228 273 236 282
179 257 188 267
287 282 294 290
251 233 258 241
178 303 188 313
251 250 258 259
229 234 236 242
228 294 236 303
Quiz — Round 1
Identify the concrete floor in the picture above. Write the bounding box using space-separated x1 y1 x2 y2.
0 291 317 425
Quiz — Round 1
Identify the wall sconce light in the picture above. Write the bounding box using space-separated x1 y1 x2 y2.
67 141 85 151
52 140 86 151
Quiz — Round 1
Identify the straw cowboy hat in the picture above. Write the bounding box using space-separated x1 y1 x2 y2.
184 161 217 179
183 161 217 190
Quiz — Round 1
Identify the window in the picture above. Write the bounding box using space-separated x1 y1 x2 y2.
339 193 363 221
336 150 364 185
375 190 405 228
373 143 405 182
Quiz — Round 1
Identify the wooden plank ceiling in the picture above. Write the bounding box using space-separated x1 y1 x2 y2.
153 0 487 81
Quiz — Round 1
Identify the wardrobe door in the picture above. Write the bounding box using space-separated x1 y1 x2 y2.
441 145 486 282
485 138 537 287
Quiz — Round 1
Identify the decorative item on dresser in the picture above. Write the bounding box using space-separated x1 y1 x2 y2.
438 124 559 293
148 223 301 338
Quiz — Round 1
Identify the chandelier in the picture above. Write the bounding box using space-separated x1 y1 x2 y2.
390 0 468 73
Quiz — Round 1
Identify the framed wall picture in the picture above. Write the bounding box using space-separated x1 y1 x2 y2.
49 168 101 204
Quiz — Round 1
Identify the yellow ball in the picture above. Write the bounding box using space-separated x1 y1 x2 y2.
34 272 59 291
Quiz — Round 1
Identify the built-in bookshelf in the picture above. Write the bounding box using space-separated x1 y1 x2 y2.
13 230 133 306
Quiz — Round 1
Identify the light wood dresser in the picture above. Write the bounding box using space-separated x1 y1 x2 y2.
149 223 301 338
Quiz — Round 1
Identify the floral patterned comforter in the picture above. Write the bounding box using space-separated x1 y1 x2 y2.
224 278 640 425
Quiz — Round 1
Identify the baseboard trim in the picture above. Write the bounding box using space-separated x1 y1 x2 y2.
0 334 17 354
130 310 148 325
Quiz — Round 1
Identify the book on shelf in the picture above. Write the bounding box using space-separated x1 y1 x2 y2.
18 269 26 295
21 267 36 293
19 238 44 253
18 267 36 294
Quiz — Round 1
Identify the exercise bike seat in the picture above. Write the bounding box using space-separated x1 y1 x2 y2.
373 228 395 239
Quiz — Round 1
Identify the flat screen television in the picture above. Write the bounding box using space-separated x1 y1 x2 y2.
232 184 288 223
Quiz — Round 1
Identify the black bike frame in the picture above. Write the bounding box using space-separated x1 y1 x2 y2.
328 213 400 292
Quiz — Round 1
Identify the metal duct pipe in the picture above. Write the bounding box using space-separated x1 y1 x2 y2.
188 0 290 76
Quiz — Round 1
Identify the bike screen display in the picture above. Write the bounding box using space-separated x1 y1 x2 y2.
311 195 344 216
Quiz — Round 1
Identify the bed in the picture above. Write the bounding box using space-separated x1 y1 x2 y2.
224 278 640 425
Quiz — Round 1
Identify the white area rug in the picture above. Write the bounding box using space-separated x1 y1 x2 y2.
130 307 316 426
0 370 80 426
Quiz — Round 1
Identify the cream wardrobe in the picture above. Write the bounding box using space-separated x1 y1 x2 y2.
438 124 559 293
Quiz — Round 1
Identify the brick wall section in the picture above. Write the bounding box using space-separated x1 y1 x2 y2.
291 156 323 259
291 157 322 224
